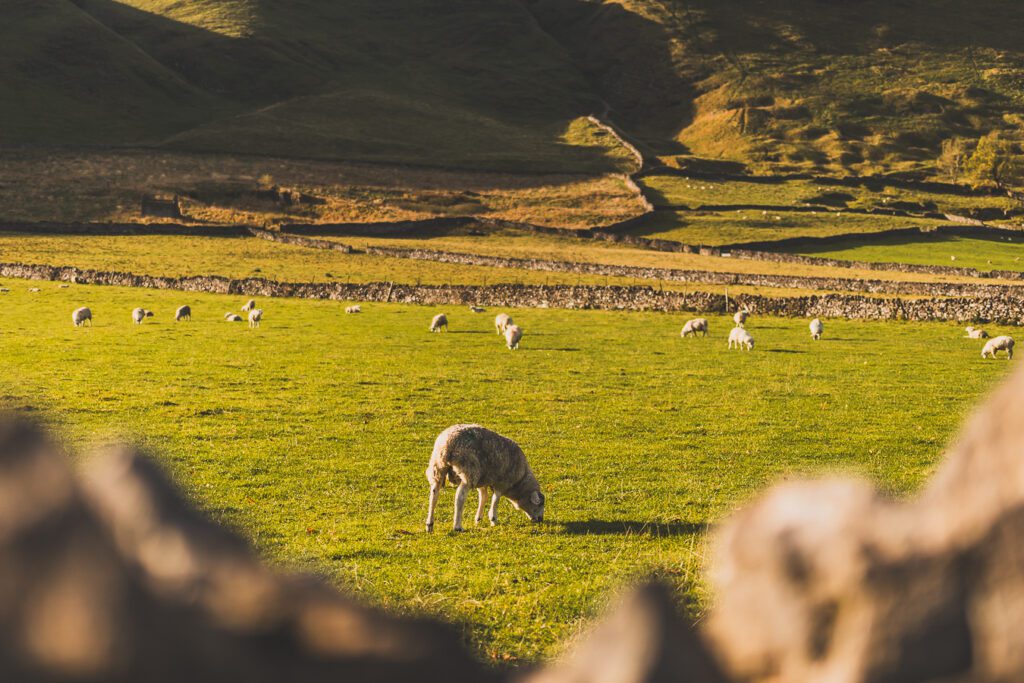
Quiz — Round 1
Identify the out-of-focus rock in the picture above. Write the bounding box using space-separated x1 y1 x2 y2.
525 582 729 683
0 423 496 683
706 363 1024 683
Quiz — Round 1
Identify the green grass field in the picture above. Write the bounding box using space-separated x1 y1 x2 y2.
792 233 1024 272
638 175 1019 216
622 210 948 246
0 279 1012 662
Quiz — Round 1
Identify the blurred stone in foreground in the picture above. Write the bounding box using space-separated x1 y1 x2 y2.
0 422 491 683
707 363 1024 683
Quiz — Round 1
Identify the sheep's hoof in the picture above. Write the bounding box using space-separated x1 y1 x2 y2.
425 523 433 533
489 519 497 527
452 527 465 533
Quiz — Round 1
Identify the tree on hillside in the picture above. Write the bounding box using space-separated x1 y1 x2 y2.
963 132 1024 191
937 137 971 183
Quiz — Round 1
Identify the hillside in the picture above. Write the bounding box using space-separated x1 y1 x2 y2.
0 0 630 172
527 0 1024 176
4 0 1024 177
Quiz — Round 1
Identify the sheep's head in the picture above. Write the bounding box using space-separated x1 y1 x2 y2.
145 310 154 317
514 490 545 523
748 338 756 350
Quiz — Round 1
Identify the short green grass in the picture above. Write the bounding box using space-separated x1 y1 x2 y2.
791 233 1024 272
639 175 1019 216
622 210 948 246
0 279 1011 663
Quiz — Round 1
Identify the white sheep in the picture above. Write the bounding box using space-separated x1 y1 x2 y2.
469 306 486 313
27 288 40 293
72 307 92 327
425 424 545 532
224 313 243 322
681 318 709 338
982 336 1014 360
505 324 523 350
345 305 362 314
174 305 191 322
132 308 153 324
810 318 824 340
430 313 448 333
241 299 257 312
728 326 754 350
58 284 69 289
733 308 749 327
248 308 263 328
965 326 990 339
495 313 513 334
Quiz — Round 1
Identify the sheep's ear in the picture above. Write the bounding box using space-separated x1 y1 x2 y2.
530 491 542 506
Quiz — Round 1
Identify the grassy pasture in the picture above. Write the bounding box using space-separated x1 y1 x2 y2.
0 279 1012 662
792 233 1024 273
638 175 1019 216
622 210 948 246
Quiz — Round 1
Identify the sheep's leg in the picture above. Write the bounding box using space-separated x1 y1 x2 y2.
488 491 500 526
453 482 469 531
426 484 440 532
475 488 486 525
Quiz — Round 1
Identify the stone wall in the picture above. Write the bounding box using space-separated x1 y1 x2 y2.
3 261 1023 323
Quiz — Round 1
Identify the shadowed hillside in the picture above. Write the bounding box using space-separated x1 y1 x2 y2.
4 0 1024 177
0 0 632 172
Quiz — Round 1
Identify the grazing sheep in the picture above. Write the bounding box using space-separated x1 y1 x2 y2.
425 424 545 532
0 288 9 293
810 318 824 340
72 307 92 327
469 306 485 313
28 287 40 293
224 313 243 322
681 318 709 338
241 299 257 312
430 313 448 333
733 309 749 327
495 313 513 334
728 326 755 351
504 324 523 350
58 284 69 289
982 336 1014 360
248 308 263 328
132 308 153 324
345 305 361 314
174 305 191 322
965 326 990 339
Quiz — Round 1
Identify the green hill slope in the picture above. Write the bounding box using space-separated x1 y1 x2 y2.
5 0 1024 177
1 0 630 172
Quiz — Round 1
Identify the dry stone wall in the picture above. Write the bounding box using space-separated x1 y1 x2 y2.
2 261 1023 323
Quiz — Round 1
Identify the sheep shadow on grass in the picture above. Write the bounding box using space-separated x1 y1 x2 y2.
558 520 707 536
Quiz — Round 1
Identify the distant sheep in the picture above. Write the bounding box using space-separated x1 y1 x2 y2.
469 306 486 313
132 308 153 324
965 326 990 339
58 284 69 289
982 335 1014 360
504 324 523 350
810 318 823 340
72 307 92 327
241 299 257 312
28 288 40 293
248 308 263 328
425 424 545 532
728 326 754 351
224 313 243 322
681 318 708 338
345 305 362 314
733 309 749 327
495 313 513 334
0 288 9 293
174 305 191 322
430 313 448 333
